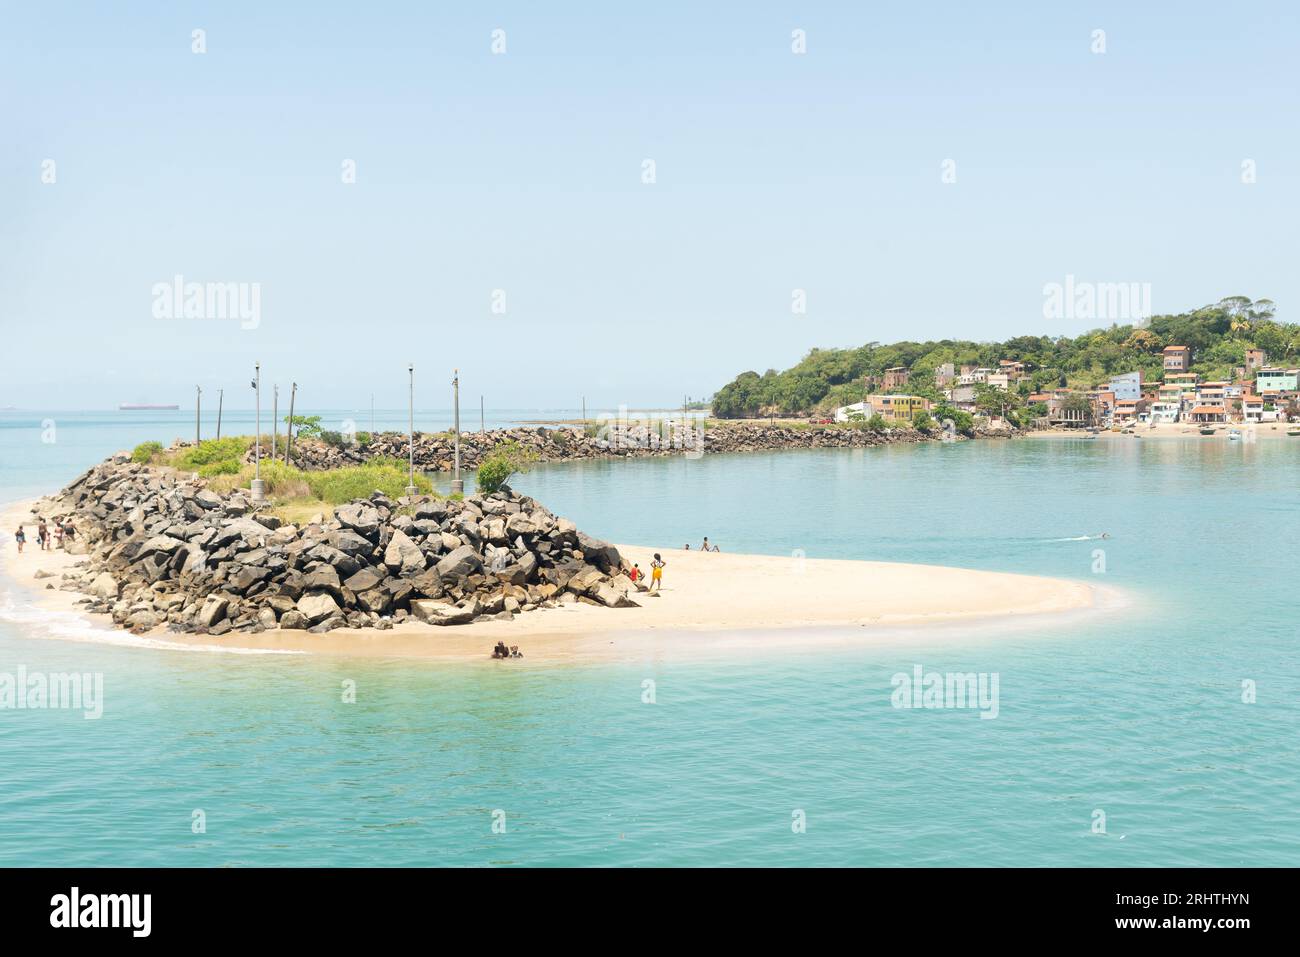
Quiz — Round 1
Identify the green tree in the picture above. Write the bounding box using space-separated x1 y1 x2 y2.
476 440 539 494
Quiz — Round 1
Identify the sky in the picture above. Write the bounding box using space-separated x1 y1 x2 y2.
2 1 1297 410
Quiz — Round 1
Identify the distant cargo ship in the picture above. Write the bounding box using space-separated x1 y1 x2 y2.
118 403 180 411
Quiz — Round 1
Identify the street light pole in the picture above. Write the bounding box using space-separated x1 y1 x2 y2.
251 362 265 503
451 369 463 495
216 389 224 440
406 365 417 498
195 386 201 447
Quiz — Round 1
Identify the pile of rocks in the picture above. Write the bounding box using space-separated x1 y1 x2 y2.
273 419 999 473
37 454 639 637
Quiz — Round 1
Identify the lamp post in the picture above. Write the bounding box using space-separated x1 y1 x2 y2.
195 386 201 446
451 369 463 495
216 389 224 440
406 365 417 498
250 362 265 503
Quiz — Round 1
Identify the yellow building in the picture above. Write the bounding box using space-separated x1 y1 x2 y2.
868 394 932 422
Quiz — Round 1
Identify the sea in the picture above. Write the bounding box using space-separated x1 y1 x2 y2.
0 409 1296 866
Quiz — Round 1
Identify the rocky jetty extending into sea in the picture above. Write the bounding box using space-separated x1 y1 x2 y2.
31 454 639 637
271 421 1009 472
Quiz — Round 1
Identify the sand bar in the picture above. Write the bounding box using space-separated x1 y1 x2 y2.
1 496 1095 663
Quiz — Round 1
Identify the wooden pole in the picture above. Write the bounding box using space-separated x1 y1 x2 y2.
215 389 223 440
285 382 297 465
271 385 278 458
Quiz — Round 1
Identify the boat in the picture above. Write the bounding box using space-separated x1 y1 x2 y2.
1288 428 1300 437
1199 427 1216 436
1228 429 1241 441
119 403 179 411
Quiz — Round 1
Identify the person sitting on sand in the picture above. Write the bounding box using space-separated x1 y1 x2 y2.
649 554 665 593
509 645 523 659
14 526 24 554
491 641 509 659
684 544 690 550
700 537 710 552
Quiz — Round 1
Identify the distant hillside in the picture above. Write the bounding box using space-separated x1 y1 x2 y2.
711 297 1288 418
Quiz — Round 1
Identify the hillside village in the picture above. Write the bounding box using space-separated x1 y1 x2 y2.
833 346 1296 429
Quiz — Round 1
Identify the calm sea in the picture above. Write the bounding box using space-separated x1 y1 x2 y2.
1 411 1297 866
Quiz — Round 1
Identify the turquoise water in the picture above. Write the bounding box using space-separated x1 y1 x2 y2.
1 416 1298 866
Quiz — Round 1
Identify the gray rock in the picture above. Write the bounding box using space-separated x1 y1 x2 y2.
197 595 229 627
87 572 120 600
435 544 482 583
279 609 307 629
383 529 426 576
296 592 340 625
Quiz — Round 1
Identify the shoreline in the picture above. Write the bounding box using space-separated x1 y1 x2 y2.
0 495 1096 663
1028 423 1296 441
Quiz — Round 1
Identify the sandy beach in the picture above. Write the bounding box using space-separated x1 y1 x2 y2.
0 496 1095 662
1030 423 1297 441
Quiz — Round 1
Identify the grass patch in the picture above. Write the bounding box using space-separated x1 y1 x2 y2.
206 457 436 523
165 435 255 475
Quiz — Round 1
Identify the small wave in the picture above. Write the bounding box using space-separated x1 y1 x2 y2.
0 592 304 656
1042 535 1110 542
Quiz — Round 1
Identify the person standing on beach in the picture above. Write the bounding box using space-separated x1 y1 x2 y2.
14 526 25 554
37 520 49 551
649 554 665 593
53 523 65 549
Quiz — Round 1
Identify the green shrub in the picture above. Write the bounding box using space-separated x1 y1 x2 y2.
912 410 935 433
319 430 345 448
476 440 538 494
131 440 163 464
865 413 888 432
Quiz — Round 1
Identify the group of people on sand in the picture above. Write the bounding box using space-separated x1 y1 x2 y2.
491 641 523 660
626 554 666 595
13 519 76 554
684 537 720 552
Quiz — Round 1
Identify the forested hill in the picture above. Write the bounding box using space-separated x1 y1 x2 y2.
710 297 1289 418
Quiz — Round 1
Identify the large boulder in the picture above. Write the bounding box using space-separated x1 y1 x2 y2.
435 544 482 583
197 595 228 628
410 598 479 626
383 529 426 577
335 502 381 539
87 572 120 600
296 592 340 625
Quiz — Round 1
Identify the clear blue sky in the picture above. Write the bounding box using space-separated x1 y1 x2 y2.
2 1 1296 409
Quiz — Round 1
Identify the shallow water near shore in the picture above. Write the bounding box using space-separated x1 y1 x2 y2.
1 418 1298 865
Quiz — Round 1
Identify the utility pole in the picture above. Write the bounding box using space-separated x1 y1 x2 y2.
195 386 201 447
405 365 416 497
271 385 278 459
251 363 265 503
284 383 297 465
216 389 224 440
451 369 463 495
480 395 484 433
